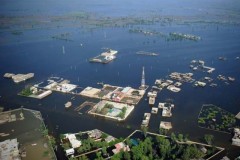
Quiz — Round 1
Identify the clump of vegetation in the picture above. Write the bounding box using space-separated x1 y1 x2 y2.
104 103 114 109
98 103 114 114
40 124 57 150
76 137 108 154
198 104 236 133
20 87 33 96
110 132 207 160
118 107 127 119
159 128 168 135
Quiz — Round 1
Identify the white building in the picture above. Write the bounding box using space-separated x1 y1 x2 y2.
232 128 240 147
65 134 81 148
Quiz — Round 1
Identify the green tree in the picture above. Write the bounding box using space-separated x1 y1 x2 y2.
178 134 183 142
132 145 143 160
123 151 131 160
160 139 171 159
20 87 33 96
101 133 108 139
59 134 65 140
111 151 123 160
77 146 84 154
143 137 153 155
184 134 189 142
159 128 167 135
42 128 48 137
49 136 56 150
95 151 104 160
79 155 88 160
181 145 204 160
171 132 177 141
102 147 107 156
141 126 148 138
69 157 77 160
125 138 132 148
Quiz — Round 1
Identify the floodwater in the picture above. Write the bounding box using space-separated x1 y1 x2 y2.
0 0 240 159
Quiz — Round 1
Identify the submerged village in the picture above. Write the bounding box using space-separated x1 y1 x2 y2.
1 1 240 160
1 46 240 160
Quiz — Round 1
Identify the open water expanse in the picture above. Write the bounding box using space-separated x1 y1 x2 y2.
0 0 240 159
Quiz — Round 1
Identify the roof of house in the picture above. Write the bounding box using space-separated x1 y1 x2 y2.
65 134 81 148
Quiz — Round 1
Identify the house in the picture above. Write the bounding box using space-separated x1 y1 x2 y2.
89 129 102 140
65 134 81 148
112 142 130 154
105 136 115 143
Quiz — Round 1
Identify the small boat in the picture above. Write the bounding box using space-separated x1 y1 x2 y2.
228 77 235 82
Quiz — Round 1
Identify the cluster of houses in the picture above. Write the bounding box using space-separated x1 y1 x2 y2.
63 129 115 157
80 84 145 105
154 79 182 93
158 102 174 130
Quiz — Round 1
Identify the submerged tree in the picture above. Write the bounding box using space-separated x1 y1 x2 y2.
204 134 214 145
